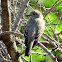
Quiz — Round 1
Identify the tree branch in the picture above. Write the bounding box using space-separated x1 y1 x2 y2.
38 42 58 62
0 31 57 48
43 1 62 16
0 31 24 38
11 0 30 31
1 0 22 62
32 51 48 55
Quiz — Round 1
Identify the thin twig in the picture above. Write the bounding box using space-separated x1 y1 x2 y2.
30 55 32 62
52 0 59 7
38 42 58 62
35 0 38 9
21 56 29 62
32 51 48 55
55 53 61 58
43 1 62 16
11 0 30 31
46 23 62 26
41 36 57 47
57 31 62 35
0 31 24 38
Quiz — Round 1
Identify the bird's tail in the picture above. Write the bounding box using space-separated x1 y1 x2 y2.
25 38 28 46
32 41 37 48
25 42 33 56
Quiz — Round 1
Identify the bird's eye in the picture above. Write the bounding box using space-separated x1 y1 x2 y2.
33 14 35 15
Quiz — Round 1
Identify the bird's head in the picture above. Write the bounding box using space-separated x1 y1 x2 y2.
26 10 43 19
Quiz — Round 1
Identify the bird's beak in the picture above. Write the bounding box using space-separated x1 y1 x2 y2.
26 14 31 17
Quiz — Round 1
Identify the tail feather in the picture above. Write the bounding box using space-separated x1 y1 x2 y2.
32 41 37 48
25 42 33 56
25 38 28 46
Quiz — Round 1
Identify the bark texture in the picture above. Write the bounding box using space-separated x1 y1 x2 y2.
1 0 21 62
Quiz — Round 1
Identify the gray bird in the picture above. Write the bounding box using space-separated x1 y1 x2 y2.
24 10 45 56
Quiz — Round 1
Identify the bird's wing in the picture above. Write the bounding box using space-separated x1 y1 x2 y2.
24 20 31 38
24 26 29 46
35 19 45 40
24 19 36 38
24 26 28 38
24 20 31 46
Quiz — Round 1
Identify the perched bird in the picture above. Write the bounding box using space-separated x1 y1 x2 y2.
24 10 45 56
